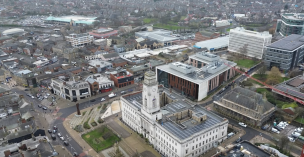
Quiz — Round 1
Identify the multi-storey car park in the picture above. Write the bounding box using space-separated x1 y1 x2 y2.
276 13 304 36
121 71 228 157
228 27 272 59
156 52 236 101
264 34 304 71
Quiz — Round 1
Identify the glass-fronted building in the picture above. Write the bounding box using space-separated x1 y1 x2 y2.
276 13 304 36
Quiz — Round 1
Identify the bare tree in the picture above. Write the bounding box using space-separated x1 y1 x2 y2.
239 44 248 59
278 136 289 151
257 64 267 77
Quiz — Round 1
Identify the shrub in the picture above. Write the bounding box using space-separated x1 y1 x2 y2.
74 125 84 133
82 111 87 116
91 121 98 127
98 118 104 124
83 118 91 129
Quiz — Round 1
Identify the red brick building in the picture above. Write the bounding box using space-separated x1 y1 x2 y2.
110 71 134 88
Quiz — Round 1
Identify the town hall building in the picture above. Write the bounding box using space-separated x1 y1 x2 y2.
121 71 228 157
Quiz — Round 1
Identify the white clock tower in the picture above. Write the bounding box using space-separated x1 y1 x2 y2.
141 71 162 121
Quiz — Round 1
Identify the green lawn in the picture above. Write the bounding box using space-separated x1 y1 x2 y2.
281 102 298 109
236 59 259 68
295 117 304 124
82 126 120 152
143 18 156 24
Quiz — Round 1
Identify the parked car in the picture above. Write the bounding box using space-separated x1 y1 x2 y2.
60 136 65 141
53 130 57 133
235 137 242 143
100 98 106 102
38 105 42 108
274 126 283 131
261 124 269 130
64 141 69 146
90 99 95 102
24 89 29 91
48 129 52 133
288 136 295 142
31 96 35 99
227 132 235 138
57 133 62 137
121 91 126 94
292 131 301 138
42 107 47 110
51 134 56 140
108 92 116 98
271 127 280 134
238 122 247 127
73 152 78 157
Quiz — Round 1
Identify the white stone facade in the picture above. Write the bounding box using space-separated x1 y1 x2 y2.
121 71 228 157
228 27 272 59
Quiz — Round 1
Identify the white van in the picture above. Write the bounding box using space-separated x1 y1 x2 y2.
227 132 234 138
271 127 280 134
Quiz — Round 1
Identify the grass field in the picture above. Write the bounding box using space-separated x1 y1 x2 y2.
143 18 156 24
295 117 304 124
82 126 120 152
236 59 259 68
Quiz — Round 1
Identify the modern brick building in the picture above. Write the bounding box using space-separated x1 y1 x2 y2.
110 70 134 88
156 52 236 101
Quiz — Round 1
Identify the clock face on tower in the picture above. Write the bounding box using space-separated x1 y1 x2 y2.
152 88 156 92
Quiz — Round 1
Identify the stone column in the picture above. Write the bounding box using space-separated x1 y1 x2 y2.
76 103 81 115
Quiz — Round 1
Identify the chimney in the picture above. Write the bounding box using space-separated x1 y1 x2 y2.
96 64 100 67
4 150 11 157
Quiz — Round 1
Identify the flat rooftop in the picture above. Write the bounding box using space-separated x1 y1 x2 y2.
282 13 304 20
157 60 236 84
123 90 225 140
266 34 304 51
195 36 229 50
189 51 221 64
274 75 304 100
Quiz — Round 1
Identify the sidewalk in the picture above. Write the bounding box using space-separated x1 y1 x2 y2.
63 106 103 157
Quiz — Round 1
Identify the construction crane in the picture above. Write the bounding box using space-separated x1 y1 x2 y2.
223 62 304 105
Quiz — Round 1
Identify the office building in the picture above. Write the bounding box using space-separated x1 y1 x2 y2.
156 52 236 101
276 13 304 36
110 70 134 88
215 20 230 27
214 87 276 127
65 33 94 47
51 79 91 102
228 27 272 59
264 34 304 71
121 71 228 157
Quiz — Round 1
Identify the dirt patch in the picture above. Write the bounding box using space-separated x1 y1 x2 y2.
99 137 105 142
85 135 90 138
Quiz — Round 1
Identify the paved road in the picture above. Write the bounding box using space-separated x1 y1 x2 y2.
9 84 137 156
51 85 136 156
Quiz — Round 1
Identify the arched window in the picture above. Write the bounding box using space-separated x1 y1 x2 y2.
144 97 147 108
153 97 156 108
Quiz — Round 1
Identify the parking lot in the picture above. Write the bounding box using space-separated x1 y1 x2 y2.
279 125 297 137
